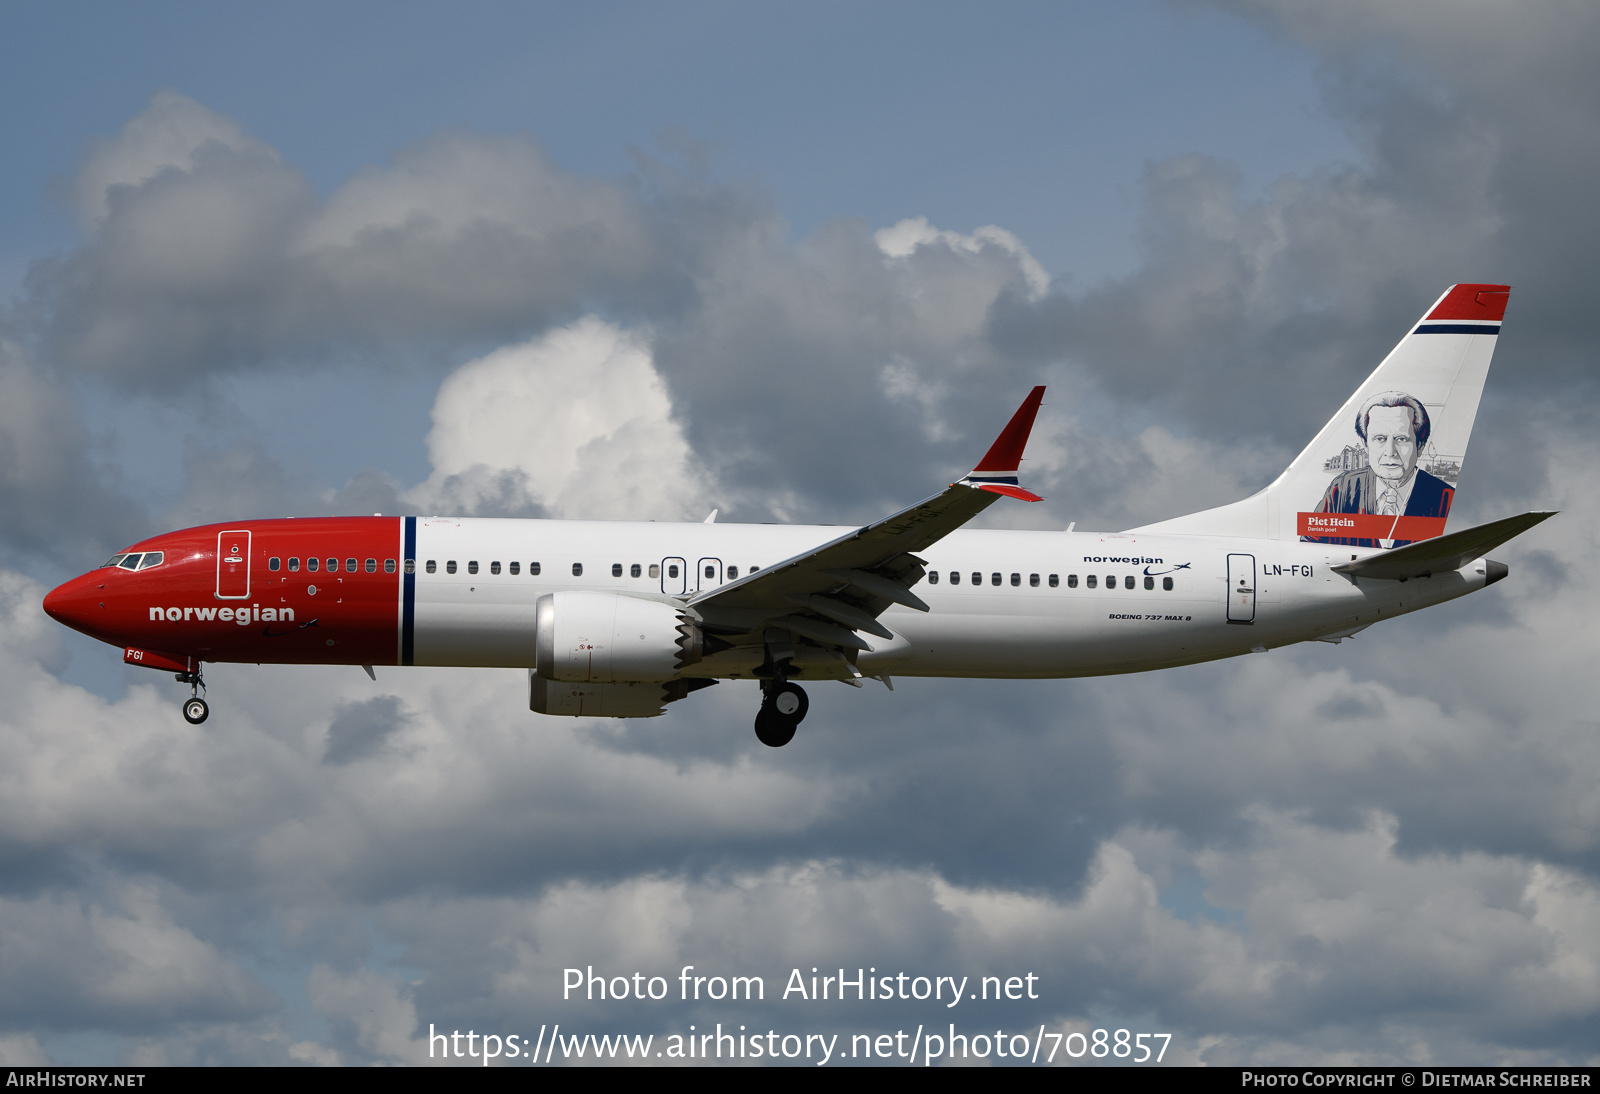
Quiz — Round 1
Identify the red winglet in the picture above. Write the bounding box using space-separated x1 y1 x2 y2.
972 386 1046 473
1428 284 1510 322
975 483 1044 502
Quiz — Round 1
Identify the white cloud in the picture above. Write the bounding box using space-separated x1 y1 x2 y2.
408 316 712 520
72 90 278 230
876 216 1050 298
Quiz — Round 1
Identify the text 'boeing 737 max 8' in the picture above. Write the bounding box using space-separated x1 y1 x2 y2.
43 284 1552 746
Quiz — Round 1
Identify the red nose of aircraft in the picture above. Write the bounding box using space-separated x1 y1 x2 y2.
42 571 108 633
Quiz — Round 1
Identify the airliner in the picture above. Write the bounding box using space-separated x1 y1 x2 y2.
43 284 1551 746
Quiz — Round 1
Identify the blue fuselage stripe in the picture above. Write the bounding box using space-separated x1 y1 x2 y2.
401 517 416 666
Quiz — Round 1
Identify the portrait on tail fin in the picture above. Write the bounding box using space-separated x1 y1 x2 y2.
1303 391 1453 548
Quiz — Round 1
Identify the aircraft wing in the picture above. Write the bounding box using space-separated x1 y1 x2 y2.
1331 510 1556 582
687 388 1046 652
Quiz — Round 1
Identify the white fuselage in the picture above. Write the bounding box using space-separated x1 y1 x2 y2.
408 518 1486 679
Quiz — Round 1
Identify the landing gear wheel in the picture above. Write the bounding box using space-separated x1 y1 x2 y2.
182 697 210 725
753 682 808 747
754 706 796 748
771 682 808 721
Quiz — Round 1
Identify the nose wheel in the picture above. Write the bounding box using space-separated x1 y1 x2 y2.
176 669 209 724
754 681 808 747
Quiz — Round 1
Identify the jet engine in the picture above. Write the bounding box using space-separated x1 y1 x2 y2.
534 591 703 684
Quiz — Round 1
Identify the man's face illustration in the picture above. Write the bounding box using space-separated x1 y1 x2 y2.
1365 405 1419 485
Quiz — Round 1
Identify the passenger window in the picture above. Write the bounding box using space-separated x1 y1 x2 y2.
490 561 501 575
446 561 457 574
649 564 660 578
1065 574 1075 588
667 564 678 578
572 563 583 576
1163 576 1174 591
426 560 437 574
307 557 319 573
509 562 520 575
1124 575 1134 590
705 565 715 579
1086 575 1097 589
1010 573 1021 586
751 565 759 572
346 558 357 572
1050 574 1060 588
365 559 377 573
288 558 300 572
1106 574 1115 588
950 572 960 585
327 558 338 572
468 561 479 575
404 559 414 574
991 573 1001 586
269 557 281 571
1144 575 1154 590
136 552 163 569
727 566 739 579
1029 573 1039 587
631 564 642 578
928 571 939 584
971 572 981 585
530 562 541 575
385 559 396 573
612 563 623 577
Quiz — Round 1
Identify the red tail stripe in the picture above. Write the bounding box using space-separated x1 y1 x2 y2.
1427 284 1510 322
972 386 1046 472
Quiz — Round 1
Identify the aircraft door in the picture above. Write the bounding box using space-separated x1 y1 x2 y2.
697 558 723 592
661 557 687 595
216 530 251 599
1226 553 1256 624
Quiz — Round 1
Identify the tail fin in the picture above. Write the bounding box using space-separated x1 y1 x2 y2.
1129 284 1509 548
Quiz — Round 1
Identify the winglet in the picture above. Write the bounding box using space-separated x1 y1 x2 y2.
961 386 1045 501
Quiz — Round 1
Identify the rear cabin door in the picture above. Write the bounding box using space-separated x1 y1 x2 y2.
1226 553 1256 624
216 530 251 599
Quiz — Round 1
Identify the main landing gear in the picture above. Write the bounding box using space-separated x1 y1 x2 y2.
176 669 209 724
754 679 809 748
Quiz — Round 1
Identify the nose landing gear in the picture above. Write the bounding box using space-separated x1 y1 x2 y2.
176 669 209 724
754 679 808 748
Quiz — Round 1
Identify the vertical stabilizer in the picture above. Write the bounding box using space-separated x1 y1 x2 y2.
1128 284 1508 548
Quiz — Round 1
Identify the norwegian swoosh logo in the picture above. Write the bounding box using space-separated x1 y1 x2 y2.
262 619 319 637
1142 563 1192 577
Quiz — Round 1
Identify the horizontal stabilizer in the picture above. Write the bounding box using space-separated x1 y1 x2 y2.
1332 511 1555 581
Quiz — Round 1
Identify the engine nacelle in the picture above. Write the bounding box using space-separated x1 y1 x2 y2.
530 674 670 718
534 591 703 683
529 673 717 719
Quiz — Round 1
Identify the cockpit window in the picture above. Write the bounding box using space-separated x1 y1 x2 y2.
136 552 164 569
103 554 128 568
117 554 143 571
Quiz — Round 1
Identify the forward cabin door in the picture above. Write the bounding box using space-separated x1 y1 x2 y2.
1226 553 1256 624
216 530 251 599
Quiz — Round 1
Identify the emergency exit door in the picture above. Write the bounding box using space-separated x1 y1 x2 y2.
660 557 687 595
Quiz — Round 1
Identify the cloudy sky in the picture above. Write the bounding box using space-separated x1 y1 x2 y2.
1 0 1597 1067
